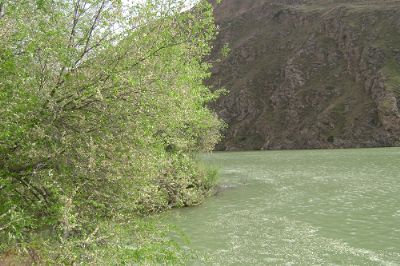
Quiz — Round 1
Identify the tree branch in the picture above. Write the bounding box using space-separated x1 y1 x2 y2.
0 2 5 19
74 0 106 68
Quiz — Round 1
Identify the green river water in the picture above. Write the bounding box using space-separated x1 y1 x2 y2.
167 148 400 265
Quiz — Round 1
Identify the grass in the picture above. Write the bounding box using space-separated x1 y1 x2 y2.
383 58 400 96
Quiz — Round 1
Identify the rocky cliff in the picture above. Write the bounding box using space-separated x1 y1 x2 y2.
209 0 400 150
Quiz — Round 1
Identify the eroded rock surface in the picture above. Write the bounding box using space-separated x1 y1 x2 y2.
209 0 400 150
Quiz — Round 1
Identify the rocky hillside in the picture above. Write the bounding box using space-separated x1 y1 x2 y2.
209 0 400 150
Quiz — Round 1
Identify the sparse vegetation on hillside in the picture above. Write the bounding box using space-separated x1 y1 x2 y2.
210 0 400 150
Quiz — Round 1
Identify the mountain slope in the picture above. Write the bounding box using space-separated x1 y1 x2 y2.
209 0 400 150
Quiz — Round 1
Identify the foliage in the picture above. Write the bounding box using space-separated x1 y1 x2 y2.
0 0 222 263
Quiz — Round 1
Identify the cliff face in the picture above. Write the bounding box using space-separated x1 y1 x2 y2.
209 0 400 150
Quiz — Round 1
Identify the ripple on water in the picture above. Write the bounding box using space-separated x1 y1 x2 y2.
194 215 400 265
169 148 400 265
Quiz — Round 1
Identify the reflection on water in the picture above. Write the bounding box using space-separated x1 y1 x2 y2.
167 148 400 265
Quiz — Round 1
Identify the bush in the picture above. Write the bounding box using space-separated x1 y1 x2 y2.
0 0 222 263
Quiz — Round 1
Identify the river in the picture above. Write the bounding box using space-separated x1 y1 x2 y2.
166 148 400 265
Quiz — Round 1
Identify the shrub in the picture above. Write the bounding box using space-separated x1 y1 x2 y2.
0 0 222 263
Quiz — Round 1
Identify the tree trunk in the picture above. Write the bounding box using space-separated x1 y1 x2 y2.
0 3 4 19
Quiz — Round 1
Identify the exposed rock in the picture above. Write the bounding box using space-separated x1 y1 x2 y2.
209 0 400 150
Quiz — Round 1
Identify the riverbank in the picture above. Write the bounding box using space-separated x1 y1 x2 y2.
0 218 192 265
0 161 218 265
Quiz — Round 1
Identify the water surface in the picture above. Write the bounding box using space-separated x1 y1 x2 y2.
168 148 400 265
